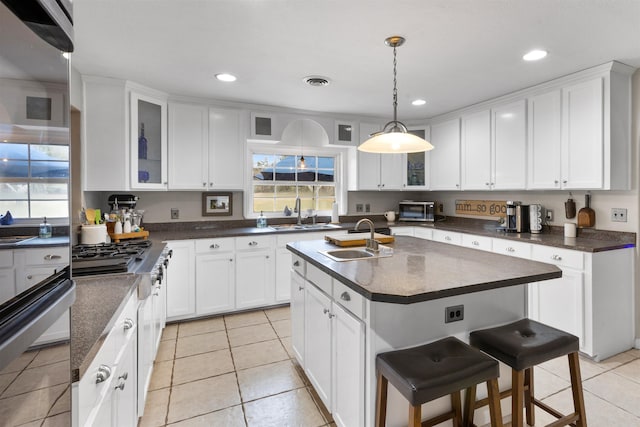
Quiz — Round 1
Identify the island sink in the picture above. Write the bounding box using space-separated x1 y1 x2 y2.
319 246 393 262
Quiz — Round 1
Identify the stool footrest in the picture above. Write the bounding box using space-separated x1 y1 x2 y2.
532 398 579 427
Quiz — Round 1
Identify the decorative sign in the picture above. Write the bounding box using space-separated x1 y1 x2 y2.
455 200 507 217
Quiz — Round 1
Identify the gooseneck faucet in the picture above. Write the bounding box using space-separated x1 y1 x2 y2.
295 196 302 226
355 218 379 252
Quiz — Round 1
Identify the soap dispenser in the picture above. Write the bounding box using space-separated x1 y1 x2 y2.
39 217 52 238
257 211 267 228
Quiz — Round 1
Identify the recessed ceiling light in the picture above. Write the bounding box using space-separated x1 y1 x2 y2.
215 73 237 82
303 76 331 87
523 49 548 61
412 99 426 106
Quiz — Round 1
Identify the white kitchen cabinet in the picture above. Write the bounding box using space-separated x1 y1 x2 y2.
332 301 365 427
235 235 275 309
492 100 526 189
460 234 492 251
276 247 292 302
460 110 491 190
402 126 430 190
168 102 209 190
390 226 413 237
195 238 236 315
431 229 461 245
290 267 306 366
429 118 460 190
413 227 433 240
0 267 15 306
130 90 168 190
165 241 196 320
111 327 137 427
357 122 404 191
304 281 333 410
491 238 531 259
527 90 562 189
208 107 244 189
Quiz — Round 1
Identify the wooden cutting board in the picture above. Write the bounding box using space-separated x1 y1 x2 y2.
325 233 395 247
577 194 595 228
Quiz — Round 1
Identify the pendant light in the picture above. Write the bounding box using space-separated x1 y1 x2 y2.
358 36 434 154
299 121 306 169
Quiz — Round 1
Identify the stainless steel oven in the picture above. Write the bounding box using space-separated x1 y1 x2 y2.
0 1 74 425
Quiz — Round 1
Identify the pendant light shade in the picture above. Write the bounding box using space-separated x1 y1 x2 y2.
358 36 434 154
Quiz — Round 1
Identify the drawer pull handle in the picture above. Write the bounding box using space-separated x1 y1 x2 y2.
118 372 128 381
445 236 451 241
506 247 515 252
472 241 479 246
340 292 351 301
210 244 220 249
44 254 62 260
323 308 330 315
229 258 233 262
328 313 335 318
115 381 125 391
293 260 300 267
298 286 304 291
96 365 111 383
249 241 258 246
551 254 562 261
123 318 135 330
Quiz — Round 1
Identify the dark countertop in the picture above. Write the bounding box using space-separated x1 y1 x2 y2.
287 236 562 304
0 236 69 249
70 273 140 382
148 216 635 253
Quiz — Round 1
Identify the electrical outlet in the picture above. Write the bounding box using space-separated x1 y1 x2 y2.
445 305 464 323
611 208 627 222
356 204 363 213
546 209 553 221
171 208 179 219
365 203 371 213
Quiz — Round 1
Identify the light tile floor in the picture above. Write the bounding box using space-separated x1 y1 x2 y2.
142 306 640 427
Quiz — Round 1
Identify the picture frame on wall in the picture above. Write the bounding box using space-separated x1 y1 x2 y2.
202 192 233 216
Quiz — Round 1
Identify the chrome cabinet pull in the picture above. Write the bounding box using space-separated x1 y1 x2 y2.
340 292 351 301
203 182 206 187
551 254 562 261
210 182 213 187
323 308 330 315
27 275 33 280
114 382 125 391
472 241 479 246
328 313 335 318
123 318 135 330
118 372 128 381
44 254 62 260
210 243 220 249
248 241 258 246
506 247 515 252
96 365 111 383
298 286 304 291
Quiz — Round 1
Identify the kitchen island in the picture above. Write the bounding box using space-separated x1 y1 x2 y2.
287 236 562 427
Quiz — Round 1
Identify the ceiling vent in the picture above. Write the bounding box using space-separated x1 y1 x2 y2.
303 76 330 87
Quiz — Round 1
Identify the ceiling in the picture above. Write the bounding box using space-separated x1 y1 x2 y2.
72 0 640 121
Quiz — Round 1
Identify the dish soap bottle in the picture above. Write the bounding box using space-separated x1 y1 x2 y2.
257 211 267 228
39 217 52 238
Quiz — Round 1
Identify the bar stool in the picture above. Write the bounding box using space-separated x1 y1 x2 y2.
375 336 503 427
469 319 587 427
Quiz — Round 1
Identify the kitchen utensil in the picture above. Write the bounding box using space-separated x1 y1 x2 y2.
85 208 96 224
565 194 576 219
94 209 101 224
577 194 595 227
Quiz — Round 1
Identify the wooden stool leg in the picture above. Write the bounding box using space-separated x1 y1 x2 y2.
568 352 588 427
409 403 422 427
376 372 388 427
524 367 535 426
451 390 463 427
512 369 525 427
462 385 477 427
486 378 504 427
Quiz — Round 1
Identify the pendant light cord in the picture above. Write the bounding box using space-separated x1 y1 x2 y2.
392 44 398 124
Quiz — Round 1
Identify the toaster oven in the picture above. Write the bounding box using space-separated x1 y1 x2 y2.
398 201 436 222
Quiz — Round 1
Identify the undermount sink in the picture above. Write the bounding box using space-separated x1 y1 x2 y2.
319 246 393 262
0 236 36 245
269 223 341 231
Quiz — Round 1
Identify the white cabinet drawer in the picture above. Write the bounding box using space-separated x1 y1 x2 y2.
391 227 414 237
307 263 332 295
276 231 328 247
25 247 69 265
492 239 532 259
0 250 12 268
235 235 275 250
291 254 305 277
413 227 433 240
531 245 584 270
332 281 364 319
461 234 492 251
432 229 462 245
195 237 235 253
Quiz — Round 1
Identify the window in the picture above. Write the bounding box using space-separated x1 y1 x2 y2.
0 142 69 218
251 152 336 215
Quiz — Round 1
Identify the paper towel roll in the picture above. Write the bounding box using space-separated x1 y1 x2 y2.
331 202 339 223
564 223 576 238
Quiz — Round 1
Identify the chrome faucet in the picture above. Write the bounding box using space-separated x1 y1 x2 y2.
355 218 379 252
294 196 302 226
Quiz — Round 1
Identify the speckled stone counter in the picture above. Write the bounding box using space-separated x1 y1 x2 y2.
146 216 635 253
70 274 140 382
287 236 562 304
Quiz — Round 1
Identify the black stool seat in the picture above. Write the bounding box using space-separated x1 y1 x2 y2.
469 318 579 371
376 336 499 406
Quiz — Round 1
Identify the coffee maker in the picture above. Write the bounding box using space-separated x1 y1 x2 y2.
505 201 530 233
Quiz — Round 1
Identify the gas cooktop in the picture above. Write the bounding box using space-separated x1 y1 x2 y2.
71 240 152 276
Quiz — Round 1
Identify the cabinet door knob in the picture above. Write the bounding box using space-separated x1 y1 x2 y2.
229 258 233 262
44 254 61 260
323 308 330 315
298 286 304 291
118 372 128 381
248 241 258 246
293 260 300 267
27 275 33 280
472 241 479 246
507 247 515 252
551 254 562 261
96 365 112 383
123 318 135 330
210 243 220 249
210 182 214 187
340 291 351 301
203 182 206 187
266 255 269 259
554 180 559 184
563 180 568 184
485 182 490 186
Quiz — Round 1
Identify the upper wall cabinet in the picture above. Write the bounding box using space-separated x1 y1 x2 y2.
429 118 460 190
208 107 244 189
403 126 431 190
130 91 168 190
527 90 562 189
491 99 526 190
460 110 491 190
356 122 403 190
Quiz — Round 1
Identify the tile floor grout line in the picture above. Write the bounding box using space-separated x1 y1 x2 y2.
224 310 250 427
163 324 180 427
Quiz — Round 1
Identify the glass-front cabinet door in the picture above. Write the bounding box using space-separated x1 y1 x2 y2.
404 126 430 190
130 91 167 189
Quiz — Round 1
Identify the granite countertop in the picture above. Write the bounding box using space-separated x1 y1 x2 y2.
148 216 635 253
0 236 69 249
287 236 562 304
70 273 140 382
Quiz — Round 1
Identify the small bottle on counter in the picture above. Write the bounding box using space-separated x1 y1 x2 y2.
39 217 52 238
257 211 267 228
